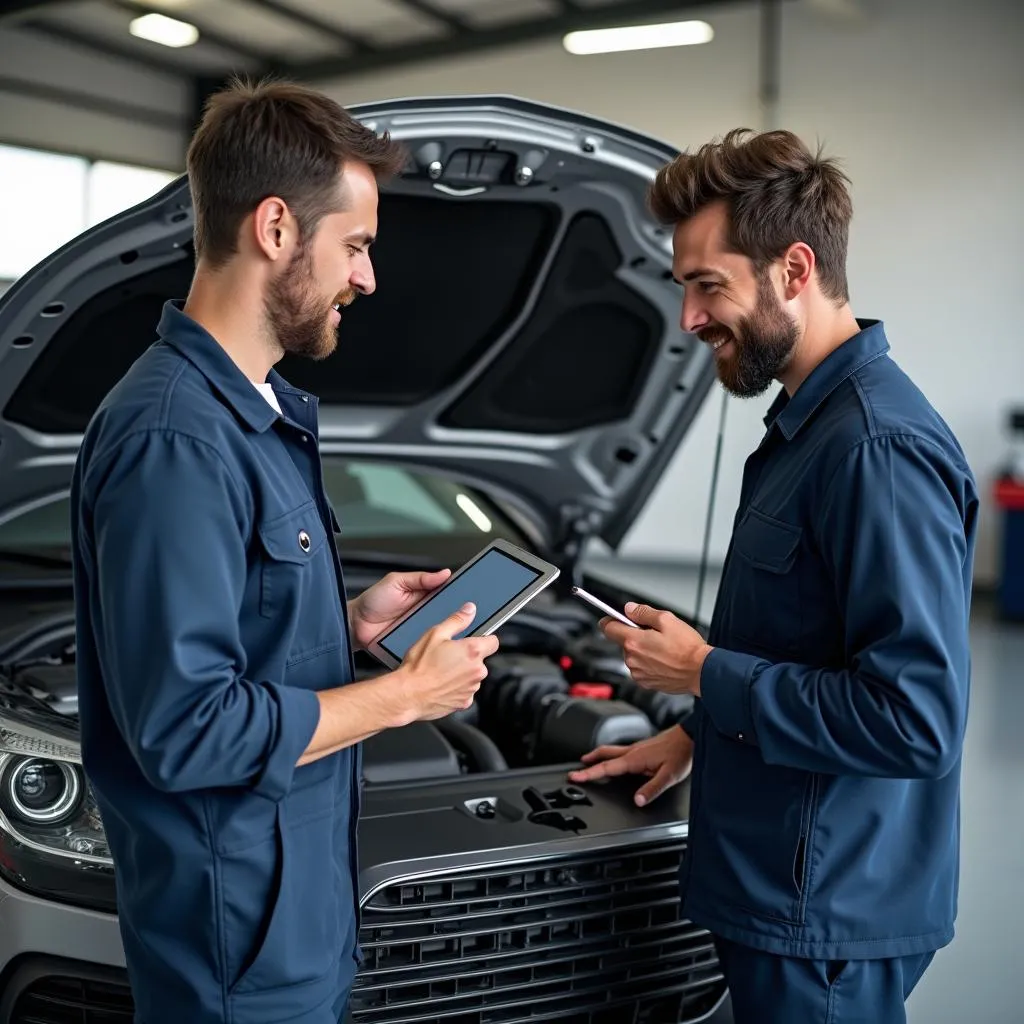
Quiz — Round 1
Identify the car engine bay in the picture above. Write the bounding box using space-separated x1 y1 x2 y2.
1 584 694 790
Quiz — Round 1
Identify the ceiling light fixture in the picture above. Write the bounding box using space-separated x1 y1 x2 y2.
129 12 199 49
563 20 714 55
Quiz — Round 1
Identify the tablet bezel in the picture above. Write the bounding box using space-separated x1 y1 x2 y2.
364 538 560 670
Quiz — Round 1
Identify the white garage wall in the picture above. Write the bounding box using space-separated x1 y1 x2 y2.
777 0 1024 589
320 0 1024 587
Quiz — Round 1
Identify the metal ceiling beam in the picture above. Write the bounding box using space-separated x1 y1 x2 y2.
390 0 469 33
107 0 275 66
18 17 192 78
0 74 187 131
0 0 68 14
238 0 376 53
277 0 753 82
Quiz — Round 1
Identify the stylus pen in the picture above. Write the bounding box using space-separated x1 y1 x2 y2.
570 586 639 628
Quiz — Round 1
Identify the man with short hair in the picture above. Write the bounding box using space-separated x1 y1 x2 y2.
570 128 977 1023
70 78 497 1024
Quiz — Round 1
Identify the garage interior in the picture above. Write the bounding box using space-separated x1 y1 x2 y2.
0 1 1021 1023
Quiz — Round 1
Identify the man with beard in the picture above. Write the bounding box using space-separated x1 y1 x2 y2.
569 129 977 1023
69 78 498 1024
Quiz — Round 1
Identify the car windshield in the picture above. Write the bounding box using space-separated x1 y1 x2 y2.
0 457 530 570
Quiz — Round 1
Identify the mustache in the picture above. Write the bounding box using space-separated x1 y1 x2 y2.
333 289 357 308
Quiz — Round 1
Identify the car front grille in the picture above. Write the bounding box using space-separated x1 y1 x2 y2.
5 843 722 1024
9 974 134 1023
349 840 725 1024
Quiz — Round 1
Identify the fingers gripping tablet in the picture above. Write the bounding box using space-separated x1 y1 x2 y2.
366 539 560 670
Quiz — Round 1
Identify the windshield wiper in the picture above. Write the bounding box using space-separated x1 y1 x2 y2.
336 549 442 570
0 545 449 573
0 547 74 569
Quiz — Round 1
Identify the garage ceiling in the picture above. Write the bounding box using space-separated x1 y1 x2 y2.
1 0 750 85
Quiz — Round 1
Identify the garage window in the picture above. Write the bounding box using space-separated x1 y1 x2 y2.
0 143 177 282
0 145 88 282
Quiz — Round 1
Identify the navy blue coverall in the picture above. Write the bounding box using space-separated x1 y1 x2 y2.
681 322 978 1022
70 302 361 1024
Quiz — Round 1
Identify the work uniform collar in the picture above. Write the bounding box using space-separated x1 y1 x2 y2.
764 319 889 440
157 300 316 433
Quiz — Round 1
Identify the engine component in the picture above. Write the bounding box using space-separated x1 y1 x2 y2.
434 719 508 773
560 633 631 687
477 654 569 766
534 697 654 763
360 721 461 784
617 680 696 731
11 663 79 717
493 611 579 658
568 682 613 699
446 702 481 727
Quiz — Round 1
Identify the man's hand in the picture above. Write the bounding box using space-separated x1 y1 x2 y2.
601 603 713 697
299 603 497 765
348 568 452 650
568 726 694 807
393 603 499 723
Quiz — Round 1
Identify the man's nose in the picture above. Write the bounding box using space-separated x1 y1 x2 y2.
351 257 376 296
680 293 708 334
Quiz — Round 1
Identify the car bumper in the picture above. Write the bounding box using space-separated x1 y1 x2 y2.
0 869 734 1024
0 876 125 975
0 875 127 1021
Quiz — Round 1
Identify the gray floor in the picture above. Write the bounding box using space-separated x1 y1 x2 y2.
582 555 1023 1024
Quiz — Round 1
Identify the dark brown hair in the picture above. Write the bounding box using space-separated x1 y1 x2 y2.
648 128 853 303
186 76 407 268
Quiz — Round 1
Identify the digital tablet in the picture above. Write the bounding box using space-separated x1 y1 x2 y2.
365 538 560 670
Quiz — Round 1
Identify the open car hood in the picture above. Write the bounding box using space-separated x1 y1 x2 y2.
0 96 714 556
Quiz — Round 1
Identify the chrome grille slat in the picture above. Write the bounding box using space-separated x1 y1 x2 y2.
351 840 726 1024
11 976 135 1024
357 923 712 982
352 973 726 1024
364 866 682 914
358 891 682 949
356 955 722 1010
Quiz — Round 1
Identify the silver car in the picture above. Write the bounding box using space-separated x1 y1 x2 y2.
0 96 732 1024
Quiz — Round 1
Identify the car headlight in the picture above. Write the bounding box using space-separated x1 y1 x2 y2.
0 713 115 911
3 757 82 824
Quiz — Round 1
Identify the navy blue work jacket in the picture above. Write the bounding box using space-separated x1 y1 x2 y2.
680 321 978 960
70 301 361 1024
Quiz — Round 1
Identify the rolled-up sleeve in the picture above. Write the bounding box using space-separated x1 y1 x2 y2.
700 435 975 779
87 429 321 799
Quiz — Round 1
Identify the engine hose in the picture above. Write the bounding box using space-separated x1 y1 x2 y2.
435 718 509 773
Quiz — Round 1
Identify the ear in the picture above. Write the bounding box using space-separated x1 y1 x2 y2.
781 242 815 300
251 196 297 263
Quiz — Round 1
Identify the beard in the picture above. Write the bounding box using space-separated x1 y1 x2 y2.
701 272 799 398
264 243 355 362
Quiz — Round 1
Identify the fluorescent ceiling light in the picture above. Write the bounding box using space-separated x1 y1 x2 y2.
563 20 714 55
129 13 199 48
455 494 492 533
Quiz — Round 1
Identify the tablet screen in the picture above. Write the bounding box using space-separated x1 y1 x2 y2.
377 548 543 660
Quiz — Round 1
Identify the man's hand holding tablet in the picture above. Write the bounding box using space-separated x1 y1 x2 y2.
391 602 499 722
366 539 560 670
299 601 496 766
299 541 558 766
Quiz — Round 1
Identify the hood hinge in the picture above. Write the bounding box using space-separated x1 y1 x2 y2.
555 505 603 590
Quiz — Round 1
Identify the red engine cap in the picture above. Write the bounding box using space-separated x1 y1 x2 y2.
568 682 613 699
